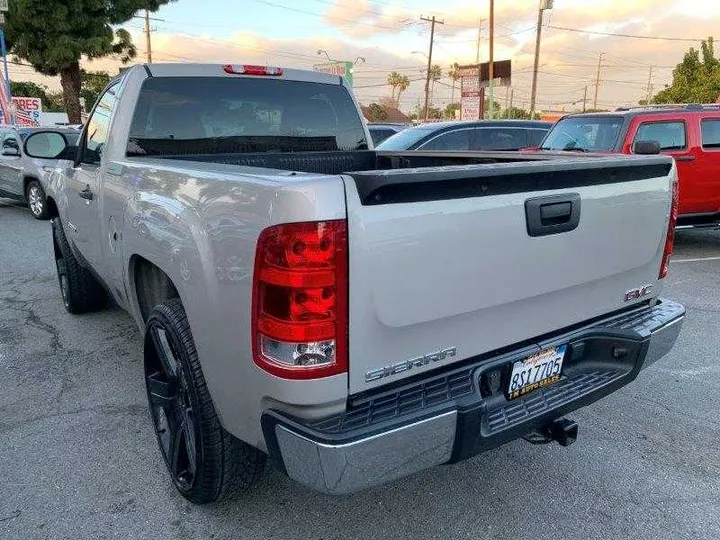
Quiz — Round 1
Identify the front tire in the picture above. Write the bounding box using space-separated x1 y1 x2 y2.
52 217 107 313
26 180 49 220
144 299 265 504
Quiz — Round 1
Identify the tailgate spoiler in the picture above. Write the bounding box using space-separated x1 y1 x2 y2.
351 154 673 205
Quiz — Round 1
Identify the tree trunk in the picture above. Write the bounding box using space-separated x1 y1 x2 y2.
59 62 82 124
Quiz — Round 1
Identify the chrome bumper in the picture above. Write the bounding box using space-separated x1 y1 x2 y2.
265 299 685 495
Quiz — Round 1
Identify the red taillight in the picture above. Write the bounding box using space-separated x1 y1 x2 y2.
659 180 679 279
223 64 283 76
252 221 348 379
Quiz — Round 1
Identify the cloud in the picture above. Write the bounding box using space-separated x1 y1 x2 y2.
9 0 720 115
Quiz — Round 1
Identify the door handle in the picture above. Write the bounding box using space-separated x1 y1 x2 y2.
525 193 581 237
674 155 696 162
539 201 573 225
79 185 94 200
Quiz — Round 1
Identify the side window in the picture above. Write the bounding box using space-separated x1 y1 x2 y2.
701 119 720 149
370 129 395 145
634 121 686 151
528 129 547 147
83 84 119 163
473 128 527 151
419 129 471 151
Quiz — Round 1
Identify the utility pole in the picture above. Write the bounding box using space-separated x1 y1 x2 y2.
645 65 654 104
144 9 152 63
530 0 553 119
475 19 486 64
593 52 604 110
509 88 514 117
582 85 588 112
504 86 509 112
421 15 443 121
488 0 495 119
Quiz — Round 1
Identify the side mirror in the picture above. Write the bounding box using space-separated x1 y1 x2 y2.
25 131 70 159
1 146 19 157
633 140 661 155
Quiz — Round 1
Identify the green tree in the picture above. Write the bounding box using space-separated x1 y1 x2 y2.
448 63 461 103
387 71 402 104
9 81 63 111
395 74 410 107
500 107 540 120
444 102 460 119
652 37 720 104
5 1 175 123
81 70 111 111
365 103 388 122
418 105 442 120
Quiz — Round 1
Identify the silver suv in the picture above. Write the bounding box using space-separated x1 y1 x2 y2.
0 127 80 219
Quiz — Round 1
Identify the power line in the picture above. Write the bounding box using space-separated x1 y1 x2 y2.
547 25 708 42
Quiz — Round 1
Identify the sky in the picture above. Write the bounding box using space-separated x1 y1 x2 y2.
9 0 720 113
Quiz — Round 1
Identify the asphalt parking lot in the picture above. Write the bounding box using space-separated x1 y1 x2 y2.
1 197 719 540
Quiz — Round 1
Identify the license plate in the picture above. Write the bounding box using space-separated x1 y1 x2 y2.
507 344 566 400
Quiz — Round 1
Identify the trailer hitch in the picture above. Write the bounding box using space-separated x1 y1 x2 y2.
523 418 579 447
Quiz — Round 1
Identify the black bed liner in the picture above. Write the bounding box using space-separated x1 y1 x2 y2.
163 150 674 205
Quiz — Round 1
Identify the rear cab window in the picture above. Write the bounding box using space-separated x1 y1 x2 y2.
633 120 687 151
127 77 368 156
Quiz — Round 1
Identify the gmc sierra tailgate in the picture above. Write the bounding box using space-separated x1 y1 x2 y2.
343 155 675 393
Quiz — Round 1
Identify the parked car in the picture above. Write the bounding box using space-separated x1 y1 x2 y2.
45 63 683 503
367 123 408 145
0 126 80 219
538 105 720 225
377 120 552 151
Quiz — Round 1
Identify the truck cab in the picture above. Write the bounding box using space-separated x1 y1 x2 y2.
539 105 720 225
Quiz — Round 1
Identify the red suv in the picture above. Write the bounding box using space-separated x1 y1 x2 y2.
539 105 720 225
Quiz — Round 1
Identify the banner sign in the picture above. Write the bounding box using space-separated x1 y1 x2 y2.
459 65 484 120
313 61 354 86
12 97 43 126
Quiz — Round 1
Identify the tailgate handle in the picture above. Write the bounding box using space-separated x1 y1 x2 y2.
525 193 581 237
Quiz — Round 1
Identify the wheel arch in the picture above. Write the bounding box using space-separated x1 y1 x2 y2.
128 254 181 325
45 194 59 218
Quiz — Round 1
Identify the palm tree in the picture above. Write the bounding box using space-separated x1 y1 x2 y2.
448 62 461 104
395 75 410 107
387 71 402 103
429 65 442 106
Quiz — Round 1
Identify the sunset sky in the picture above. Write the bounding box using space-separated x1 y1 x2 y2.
10 0 720 112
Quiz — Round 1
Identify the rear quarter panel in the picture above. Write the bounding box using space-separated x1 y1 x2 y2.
118 159 348 450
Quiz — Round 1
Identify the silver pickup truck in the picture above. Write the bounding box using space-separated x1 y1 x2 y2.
43 63 685 504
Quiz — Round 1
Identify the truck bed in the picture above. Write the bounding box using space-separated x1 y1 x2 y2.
165 149 672 205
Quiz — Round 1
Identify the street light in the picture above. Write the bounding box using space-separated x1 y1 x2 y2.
317 49 333 62
529 0 553 118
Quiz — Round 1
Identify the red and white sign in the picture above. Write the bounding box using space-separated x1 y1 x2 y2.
12 96 42 126
459 65 483 120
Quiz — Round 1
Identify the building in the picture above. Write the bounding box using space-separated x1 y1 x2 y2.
360 105 411 124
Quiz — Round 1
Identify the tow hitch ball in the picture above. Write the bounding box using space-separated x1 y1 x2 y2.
523 418 579 447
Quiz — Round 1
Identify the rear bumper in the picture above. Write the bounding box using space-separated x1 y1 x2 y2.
262 299 685 495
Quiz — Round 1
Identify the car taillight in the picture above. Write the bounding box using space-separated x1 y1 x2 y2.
252 220 348 379
659 179 679 279
223 64 283 76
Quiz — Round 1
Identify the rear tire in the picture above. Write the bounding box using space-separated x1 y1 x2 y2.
26 180 49 220
144 298 265 504
52 217 107 314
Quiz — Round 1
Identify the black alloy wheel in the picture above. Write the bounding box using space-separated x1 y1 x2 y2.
145 318 201 493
